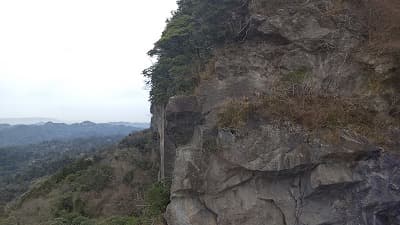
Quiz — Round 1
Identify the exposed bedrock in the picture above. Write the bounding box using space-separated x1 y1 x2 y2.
151 0 400 224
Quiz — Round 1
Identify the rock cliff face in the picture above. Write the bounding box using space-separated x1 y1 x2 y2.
151 1 400 225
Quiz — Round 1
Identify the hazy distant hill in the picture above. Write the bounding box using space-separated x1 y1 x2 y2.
107 122 149 128
0 125 10 131
0 117 63 125
0 121 146 147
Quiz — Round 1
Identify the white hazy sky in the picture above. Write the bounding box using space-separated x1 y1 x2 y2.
0 0 177 123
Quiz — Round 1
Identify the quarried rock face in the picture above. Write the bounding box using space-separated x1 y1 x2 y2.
153 0 400 224
165 114 400 225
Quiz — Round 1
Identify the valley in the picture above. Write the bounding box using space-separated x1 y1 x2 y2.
0 121 151 222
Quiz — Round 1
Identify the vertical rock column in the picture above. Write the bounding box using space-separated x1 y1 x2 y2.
164 96 202 180
150 104 166 181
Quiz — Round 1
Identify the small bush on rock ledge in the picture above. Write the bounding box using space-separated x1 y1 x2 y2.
217 98 256 129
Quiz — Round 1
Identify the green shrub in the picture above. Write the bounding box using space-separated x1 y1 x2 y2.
54 159 94 184
0 217 17 225
71 216 94 225
49 213 94 225
145 182 170 216
78 166 113 192
281 68 310 85
55 195 74 214
53 194 87 217
133 159 152 170
281 68 311 96
21 158 96 203
97 216 138 225
119 130 154 152
122 170 135 185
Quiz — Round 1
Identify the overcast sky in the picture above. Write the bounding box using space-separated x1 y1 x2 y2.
0 0 177 123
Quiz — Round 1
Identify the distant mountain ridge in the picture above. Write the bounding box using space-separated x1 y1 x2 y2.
0 117 63 125
0 117 149 126
0 121 147 147
106 122 149 128
0 124 10 131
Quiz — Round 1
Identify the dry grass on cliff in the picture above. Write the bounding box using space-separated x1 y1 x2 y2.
198 57 216 81
218 95 399 146
217 98 256 129
328 0 400 52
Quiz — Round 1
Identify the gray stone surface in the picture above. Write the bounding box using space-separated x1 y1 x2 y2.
150 0 400 224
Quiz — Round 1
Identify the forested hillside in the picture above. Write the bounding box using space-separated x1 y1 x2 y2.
0 121 148 219
0 136 124 216
0 122 144 147
0 131 168 225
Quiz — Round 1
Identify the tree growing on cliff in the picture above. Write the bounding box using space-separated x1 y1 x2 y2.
143 0 250 105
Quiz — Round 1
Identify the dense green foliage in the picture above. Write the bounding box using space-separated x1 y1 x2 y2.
77 165 113 192
0 136 122 215
144 0 249 104
119 130 155 153
0 180 170 225
145 182 170 216
0 130 168 225
97 216 138 225
18 158 98 205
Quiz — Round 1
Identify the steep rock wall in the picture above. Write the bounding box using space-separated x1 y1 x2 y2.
152 1 400 224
